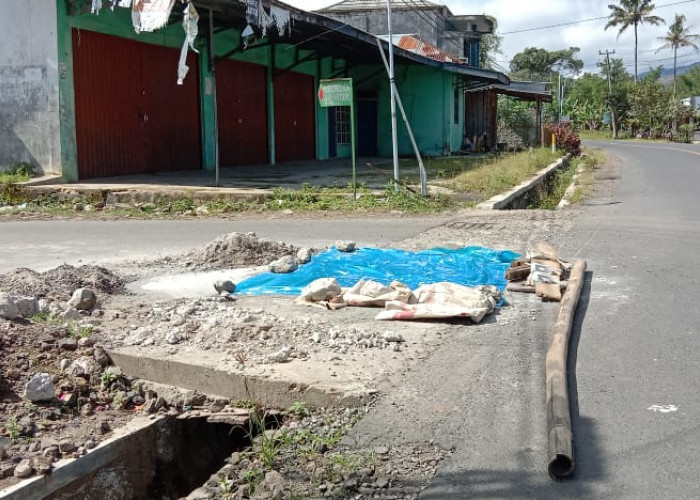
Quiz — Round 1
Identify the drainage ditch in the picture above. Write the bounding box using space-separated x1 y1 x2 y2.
6 416 262 500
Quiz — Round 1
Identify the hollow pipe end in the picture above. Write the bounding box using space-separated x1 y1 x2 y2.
548 453 574 480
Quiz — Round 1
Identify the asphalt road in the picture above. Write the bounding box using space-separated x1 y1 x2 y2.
0 216 451 272
346 140 700 499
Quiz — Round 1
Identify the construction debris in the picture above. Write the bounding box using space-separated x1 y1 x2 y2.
505 242 572 302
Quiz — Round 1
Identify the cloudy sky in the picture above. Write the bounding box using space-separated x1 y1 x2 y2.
283 0 700 75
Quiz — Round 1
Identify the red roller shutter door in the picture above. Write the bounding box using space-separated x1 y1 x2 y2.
274 71 316 162
216 59 269 166
72 30 201 179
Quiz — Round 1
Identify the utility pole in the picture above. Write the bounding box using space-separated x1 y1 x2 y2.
599 49 617 139
386 0 400 191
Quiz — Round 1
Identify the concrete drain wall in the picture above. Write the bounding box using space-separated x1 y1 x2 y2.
1 417 249 500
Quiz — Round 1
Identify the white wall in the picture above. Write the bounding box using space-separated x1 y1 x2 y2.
0 0 60 174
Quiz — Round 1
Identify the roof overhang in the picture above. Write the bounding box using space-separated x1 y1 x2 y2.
467 81 553 102
192 0 508 86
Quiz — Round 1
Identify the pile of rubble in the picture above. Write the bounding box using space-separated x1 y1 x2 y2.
504 242 571 301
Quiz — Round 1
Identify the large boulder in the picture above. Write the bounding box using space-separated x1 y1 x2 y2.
0 293 19 320
12 296 40 318
269 256 298 274
296 247 314 265
68 288 97 311
25 373 56 402
299 278 342 302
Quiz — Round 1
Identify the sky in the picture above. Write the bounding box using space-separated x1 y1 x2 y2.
282 0 700 76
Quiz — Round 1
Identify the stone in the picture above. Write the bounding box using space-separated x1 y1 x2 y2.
0 292 19 320
296 247 314 264
58 338 78 351
68 288 97 311
12 296 39 318
100 422 111 434
381 332 405 343
25 373 56 402
43 445 60 460
13 459 33 478
335 240 357 252
374 446 390 455
375 477 389 488
59 439 76 454
59 308 82 321
165 331 184 345
267 346 292 363
93 345 110 367
260 470 286 497
299 278 342 302
32 456 52 475
269 255 298 274
66 356 101 382
1 464 15 480
214 280 236 294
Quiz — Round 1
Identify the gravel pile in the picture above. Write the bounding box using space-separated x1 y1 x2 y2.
170 233 298 271
0 265 125 301
113 297 407 365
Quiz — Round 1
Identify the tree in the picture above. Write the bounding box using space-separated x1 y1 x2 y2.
656 14 700 95
509 47 583 81
605 0 665 82
676 64 700 98
480 16 503 70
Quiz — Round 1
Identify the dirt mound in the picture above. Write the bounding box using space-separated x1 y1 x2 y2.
0 265 126 300
177 232 297 271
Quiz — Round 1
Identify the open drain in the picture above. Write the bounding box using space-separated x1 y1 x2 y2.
6 415 259 500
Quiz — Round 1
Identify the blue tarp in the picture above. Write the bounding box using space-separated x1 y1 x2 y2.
235 246 519 296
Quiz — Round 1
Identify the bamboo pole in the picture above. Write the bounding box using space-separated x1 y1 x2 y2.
546 259 586 479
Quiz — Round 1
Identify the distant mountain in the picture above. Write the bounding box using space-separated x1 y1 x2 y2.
640 61 700 82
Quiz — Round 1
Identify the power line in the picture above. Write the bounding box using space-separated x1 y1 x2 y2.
498 0 697 35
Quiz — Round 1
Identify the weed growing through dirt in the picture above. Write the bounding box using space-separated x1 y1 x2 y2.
287 401 310 418
5 416 22 440
443 148 558 200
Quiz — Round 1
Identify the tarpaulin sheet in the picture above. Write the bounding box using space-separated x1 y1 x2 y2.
235 246 519 296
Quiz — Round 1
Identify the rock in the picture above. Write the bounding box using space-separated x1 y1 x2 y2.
359 281 392 298
42 446 59 460
267 346 292 363
68 288 97 311
374 446 390 455
59 308 82 321
66 356 101 382
375 477 389 488
296 247 314 264
25 373 56 402
100 422 111 434
78 337 95 348
58 338 78 351
269 255 298 274
299 278 342 302
13 459 33 478
335 240 357 252
1 464 15 480
0 293 19 320
12 296 39 318
60 359 71 372
214 280 236 294
165 331 184 345
381 332 405 343
260 470 286 497
59 439 76 454
93 345 110 367
32 456 52 475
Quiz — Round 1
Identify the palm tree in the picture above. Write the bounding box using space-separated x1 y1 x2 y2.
656 14 700 95
605 0 665 82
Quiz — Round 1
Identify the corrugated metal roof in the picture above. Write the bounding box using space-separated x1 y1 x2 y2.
379 34 464 64
320 0 440 13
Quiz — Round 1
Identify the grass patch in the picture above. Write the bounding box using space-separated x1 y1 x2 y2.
578 130 614 141
446 148 559 200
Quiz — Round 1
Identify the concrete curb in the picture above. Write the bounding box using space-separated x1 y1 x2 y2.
107 349 372 409
0 417 159 500
477 154 572 210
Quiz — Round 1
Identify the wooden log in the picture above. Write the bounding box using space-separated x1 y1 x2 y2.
505 264 531 282
546 259 586 479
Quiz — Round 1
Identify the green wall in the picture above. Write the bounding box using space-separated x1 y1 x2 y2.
56 1 466 180
350 63 463 158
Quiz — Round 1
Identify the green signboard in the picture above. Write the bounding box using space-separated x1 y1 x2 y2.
318 79 358 197
318 79 353 108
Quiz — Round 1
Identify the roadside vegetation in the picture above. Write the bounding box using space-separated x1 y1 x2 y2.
1 149 576 217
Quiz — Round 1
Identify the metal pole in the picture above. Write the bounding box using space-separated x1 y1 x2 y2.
209 9 220 187
386 0 400 191
377 40 427 196
350 98 357 199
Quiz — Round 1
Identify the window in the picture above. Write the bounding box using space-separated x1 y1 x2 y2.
454 87 460 124
336 107 351 145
